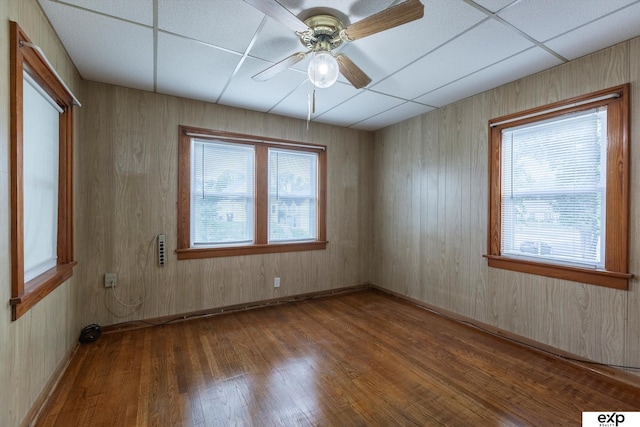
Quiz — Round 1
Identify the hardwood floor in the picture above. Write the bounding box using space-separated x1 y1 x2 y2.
36 289 640 426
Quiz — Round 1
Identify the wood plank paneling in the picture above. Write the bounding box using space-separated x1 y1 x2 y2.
77 82 374 327
434 107 450 308
357 131 373 283
560 43 628 99
627 37 640 375
468 93 490 322
420 111 440 304
440 103 458 311
372 38 640 376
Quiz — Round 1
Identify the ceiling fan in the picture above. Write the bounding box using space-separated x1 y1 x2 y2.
243 0 424 89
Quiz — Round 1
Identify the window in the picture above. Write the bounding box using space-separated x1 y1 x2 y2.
177 126 327 259
191 140 255 247
268 149 318 242
486 85 631 290
10 22 77 320
23 73 61 282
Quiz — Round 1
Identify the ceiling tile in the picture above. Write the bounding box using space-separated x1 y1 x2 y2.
336 0 486 82
330 43 385 85
248 18 302 62
353 101 435 131
414 46 562 107
156 33 242 103
315 91 405 127
269 81 361 120
470 0 518 13
39 0 153 91
218 57 308 113
275 0 396 25
158 0 264 53
36 0 640 130
498 0 636 42
544 2 640 60
372 18 533 100
41 0 153 25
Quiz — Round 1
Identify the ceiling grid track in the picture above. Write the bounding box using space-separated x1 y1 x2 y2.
317 16 492 126
265 78 310 115
408 44 542 106
216 16 268 104
51 0 146 26
536 0 640 52
368 17 491 92
463 0 568 63
348 101 411 129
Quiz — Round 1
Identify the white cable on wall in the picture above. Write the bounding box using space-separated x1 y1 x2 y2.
110 235 156 307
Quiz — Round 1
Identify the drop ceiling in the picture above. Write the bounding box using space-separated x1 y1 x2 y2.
39 0 640 131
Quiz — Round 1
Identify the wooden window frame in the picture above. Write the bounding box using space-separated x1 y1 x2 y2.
9 22 76 320
177 126 327 259
485 84 631 290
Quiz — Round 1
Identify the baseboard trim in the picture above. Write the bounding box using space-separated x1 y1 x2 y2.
370 284 640 390
102 284 370 334
22 342 79 427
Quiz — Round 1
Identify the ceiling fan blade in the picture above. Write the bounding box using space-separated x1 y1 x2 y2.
252 52 307 82
335 54 372 89
243 0 310 33
342 0 424 41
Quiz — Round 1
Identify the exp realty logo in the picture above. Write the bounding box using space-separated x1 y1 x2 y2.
582 412 640 427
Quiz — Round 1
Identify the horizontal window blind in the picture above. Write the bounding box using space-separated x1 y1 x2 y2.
501 108 607 268
268 148 317 243
191 140 255 247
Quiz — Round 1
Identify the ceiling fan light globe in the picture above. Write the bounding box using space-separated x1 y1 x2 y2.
308 51 339 88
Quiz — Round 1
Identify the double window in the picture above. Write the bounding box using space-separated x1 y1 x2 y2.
486 85 631 289
177 126 327 259
10 22 77 320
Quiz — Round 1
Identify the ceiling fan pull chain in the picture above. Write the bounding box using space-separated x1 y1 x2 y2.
307 90 311 130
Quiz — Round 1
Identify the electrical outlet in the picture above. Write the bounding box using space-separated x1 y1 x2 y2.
104 273 117 288
274 277 280 288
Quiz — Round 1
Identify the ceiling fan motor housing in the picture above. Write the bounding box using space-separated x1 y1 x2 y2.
300 15 345 51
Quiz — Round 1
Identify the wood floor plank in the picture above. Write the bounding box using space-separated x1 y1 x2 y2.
36 289 640 426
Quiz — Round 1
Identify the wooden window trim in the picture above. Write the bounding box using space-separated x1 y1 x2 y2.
9 22 76 320
177 126 327 259
485 84 631 290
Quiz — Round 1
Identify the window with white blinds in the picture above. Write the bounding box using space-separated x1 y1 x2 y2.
191 140 255 247
487 84 630 289
268 149 317 242
178 126 327 258
501 108 607 268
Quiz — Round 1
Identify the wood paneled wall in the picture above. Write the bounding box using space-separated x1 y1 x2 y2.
373 39 640 375
0 1 82 426
77 83 373 327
